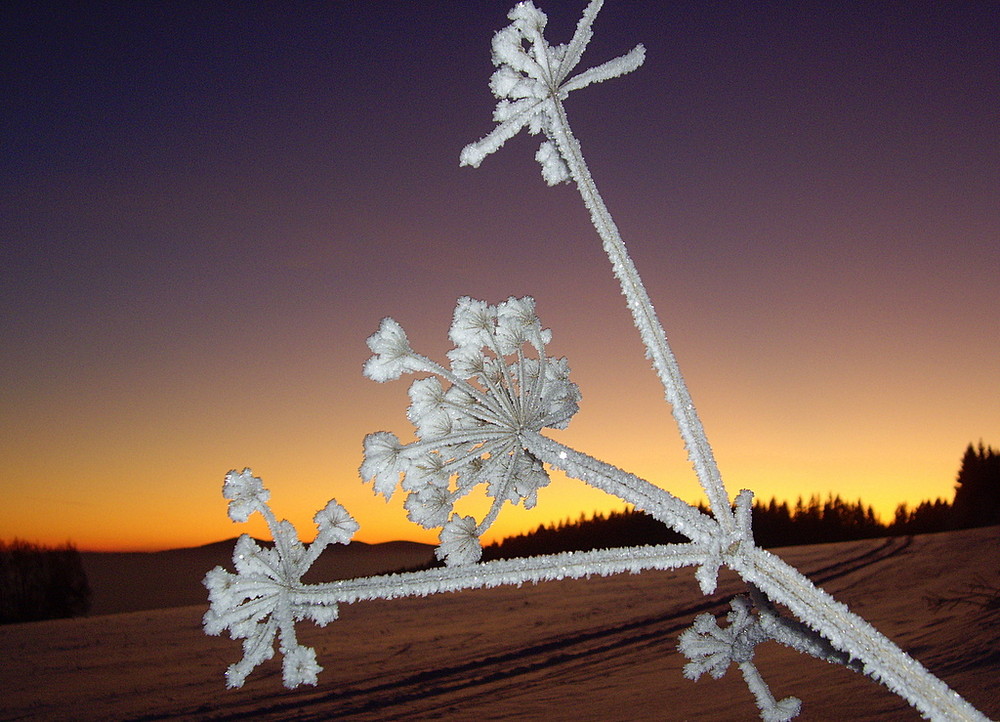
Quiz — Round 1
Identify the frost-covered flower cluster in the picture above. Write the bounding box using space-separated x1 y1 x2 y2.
222 467 269 523
679 596 802 722
204 470 356 688
201 3 989 720
360 296 580 565
460 0 644 185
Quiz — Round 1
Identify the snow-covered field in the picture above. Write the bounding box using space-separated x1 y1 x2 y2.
3 527 998 720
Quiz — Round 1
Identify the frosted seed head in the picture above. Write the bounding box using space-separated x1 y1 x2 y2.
404 485 453 529
527 109 548 136
496 295 546 350
490 66 523 98
464 0 642 178
495 321 527 356
222 468 270 523
360 431 407 499
313 500 359 545
497 295 537 325
415 408 455 441
364 317 414 382
447 344 487 381
512 453 549 507
437 514 483 566
232 534 284 578
407 376 451 432
402 452 449 491
508 1 547 36
449 296 496 348
442 386 480 429
281 645 322 688
361 297 578 559
536 140 570 185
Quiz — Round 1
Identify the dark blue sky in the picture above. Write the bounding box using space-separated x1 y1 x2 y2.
2 1 997 549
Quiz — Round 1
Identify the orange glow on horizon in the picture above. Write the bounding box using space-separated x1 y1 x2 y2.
6 439 968 553
3 307 989 554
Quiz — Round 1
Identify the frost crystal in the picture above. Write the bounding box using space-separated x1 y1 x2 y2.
314 499 360 545
360 296 580 565
437 515 482 566
363 317 416 382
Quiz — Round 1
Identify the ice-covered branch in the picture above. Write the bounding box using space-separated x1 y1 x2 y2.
520 431 716 545
746 584 859 670
729 545 988 720
295 541 707 605
204 469 709 687
460 0 734 533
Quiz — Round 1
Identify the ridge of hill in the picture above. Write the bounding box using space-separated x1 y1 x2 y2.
80 538 435 616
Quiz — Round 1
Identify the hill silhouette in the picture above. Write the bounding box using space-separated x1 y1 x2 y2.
80 538 435 616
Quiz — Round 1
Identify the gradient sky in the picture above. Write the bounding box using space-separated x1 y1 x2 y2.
3 1 997 551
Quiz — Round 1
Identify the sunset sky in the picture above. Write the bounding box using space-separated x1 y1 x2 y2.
3 1 997 552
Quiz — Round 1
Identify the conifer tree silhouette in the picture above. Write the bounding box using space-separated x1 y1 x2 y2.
951 441 1000 529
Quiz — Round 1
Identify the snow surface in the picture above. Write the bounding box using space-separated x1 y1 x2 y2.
3 526 997 720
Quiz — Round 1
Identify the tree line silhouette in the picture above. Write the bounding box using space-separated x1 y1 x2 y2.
0 539 91 624
951 440 1000 530
484 441 999 561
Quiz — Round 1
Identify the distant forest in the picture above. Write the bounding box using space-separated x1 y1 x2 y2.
483 441 1000 561
0 539 91 624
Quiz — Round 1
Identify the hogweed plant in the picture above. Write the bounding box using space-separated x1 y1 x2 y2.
203 2 988 719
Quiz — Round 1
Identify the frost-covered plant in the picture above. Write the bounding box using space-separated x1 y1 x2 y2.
360 296 581 566
203 469 355 688
203 3 988 719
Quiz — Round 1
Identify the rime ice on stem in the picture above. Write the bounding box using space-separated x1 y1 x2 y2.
458 6 987 716
460 0 733 534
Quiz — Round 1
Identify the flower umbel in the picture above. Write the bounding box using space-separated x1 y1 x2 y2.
679 596 802 722
361 296 581 565
460 0 644 184
204 471 355 688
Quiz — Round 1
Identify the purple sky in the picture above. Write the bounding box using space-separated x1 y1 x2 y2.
2 1 998 550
